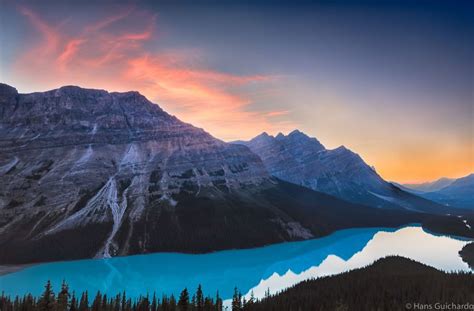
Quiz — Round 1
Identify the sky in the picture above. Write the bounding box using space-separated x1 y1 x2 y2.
0 0 472 183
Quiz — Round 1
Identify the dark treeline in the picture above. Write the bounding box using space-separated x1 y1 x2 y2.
2 257 474 311
460 242 474 269
251 256 474 311
0 282 256 311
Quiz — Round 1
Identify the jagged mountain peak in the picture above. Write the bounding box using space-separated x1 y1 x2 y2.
288 129 305 136
252 131 273 141
251 129 325 152
237 131 443 212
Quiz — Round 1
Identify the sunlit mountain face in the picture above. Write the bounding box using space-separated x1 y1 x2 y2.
0 0 472 183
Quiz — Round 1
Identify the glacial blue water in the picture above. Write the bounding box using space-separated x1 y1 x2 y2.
0 226 470 302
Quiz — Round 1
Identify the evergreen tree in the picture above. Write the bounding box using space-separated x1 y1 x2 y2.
214 292 222 311
14 296 20 311
151 293 157 311
195 285 204 311
203 297 212 311
125 298 132 311
101 294 107 311
121 292 126 311
23 293 35 311
37 280 56 311
142 295 150 311
113 294 120 311
231 287 241 311
70 292 78 311
79 291 89 311
243 291 255 309
178 288 189 311
169 295 177 310
91 291 102 311
161 295 169 311
57 280 70 311
264 288 270 300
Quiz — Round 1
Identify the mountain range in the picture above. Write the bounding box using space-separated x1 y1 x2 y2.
0 83 446 264
234 131 446 212
401 178 455 193
401 174 474 209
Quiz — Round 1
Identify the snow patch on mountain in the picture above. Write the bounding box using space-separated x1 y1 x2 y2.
0 157 18 175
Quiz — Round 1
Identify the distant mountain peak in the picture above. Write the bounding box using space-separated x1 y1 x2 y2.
407 173 474 209
256 131 270 138
289 129 305 136
402 177 456 193
251 132 274 144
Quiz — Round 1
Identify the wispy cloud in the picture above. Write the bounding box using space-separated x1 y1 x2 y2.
13 6 294 140
265 110 290 117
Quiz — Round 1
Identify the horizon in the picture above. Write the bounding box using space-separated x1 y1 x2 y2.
0 0 472 183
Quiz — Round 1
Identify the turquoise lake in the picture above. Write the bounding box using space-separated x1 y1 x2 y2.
0 225 471 303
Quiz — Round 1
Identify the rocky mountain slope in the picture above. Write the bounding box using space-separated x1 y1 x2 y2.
235 131 447 212
0 83 421 264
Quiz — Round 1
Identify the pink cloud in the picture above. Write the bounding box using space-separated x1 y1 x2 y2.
13 6 295 140
265 110 290 117
83 8 133 33
18 6 59 53
57 39 85 69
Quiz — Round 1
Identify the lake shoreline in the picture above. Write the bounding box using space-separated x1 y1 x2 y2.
0 222 471 277
1 225 470 302
0 223 415 275
0 264 35 276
